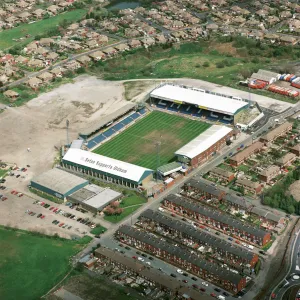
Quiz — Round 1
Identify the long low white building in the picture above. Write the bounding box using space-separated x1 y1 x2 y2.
150 84 249 116
62 149 153 188
175 125 234 166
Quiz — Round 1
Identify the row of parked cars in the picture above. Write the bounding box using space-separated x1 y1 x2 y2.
33 200 97 229
25 209 45 218
52 220 72 229
11 190 23 197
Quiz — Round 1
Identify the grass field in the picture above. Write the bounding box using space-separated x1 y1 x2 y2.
0 9 86 50
104 193 147 223
0 227 91 300
0 169 9 178
93 111 210 170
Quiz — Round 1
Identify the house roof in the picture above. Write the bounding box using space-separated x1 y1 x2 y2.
164 194 268 238
260 122 292 142
95 247 144 272
117 225 245 286
185 179 225 198
210 167 234 178
236 177 261 189
258 165 280 177
140 209 256 262
230 141 264 163
277 152 296 165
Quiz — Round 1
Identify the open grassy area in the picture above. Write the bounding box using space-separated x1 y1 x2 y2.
104 193 147 224
90 225 107 235
93 111 210 170
0 169 9 178
0 227 92 300
0 9 86 50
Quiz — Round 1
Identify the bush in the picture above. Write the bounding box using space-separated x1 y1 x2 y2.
216 61 225 68
203 61 210 68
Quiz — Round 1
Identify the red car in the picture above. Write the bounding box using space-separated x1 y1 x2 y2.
192 284 199 289
210 293 216 298
18 193 23 197
23 168 27 172
2 197 7 201
49 207 54 210
132 256 137 259
53 208 58 212
11 190 15 194
200 288 206 292
59 223 64 227
235 240 240 244
41 215 45 219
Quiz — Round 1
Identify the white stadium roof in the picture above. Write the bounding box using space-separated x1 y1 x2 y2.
175 125 233 159
150 84 248 116
63 149 153 183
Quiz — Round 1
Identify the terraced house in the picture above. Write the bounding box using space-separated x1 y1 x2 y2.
116 225 246 293
139 209 259 268
163 194 271 246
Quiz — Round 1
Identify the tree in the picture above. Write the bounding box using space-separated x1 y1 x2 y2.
287 205 295 214
110 201 120 209
104 206 114 216
115 208 123 215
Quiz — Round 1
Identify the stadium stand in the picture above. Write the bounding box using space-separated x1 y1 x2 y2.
86 110 146 149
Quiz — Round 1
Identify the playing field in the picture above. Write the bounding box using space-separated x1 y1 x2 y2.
93 111 210 170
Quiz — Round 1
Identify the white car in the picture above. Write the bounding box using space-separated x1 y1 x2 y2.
146 261 151 265
242 242 247 247
177 269 184 274
158 207 165 212
138 257 144 262
201 281 208 287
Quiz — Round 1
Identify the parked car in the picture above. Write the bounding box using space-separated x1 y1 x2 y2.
125 246 131 250
141 253 147 257
201 281 208 287
149 256 154 260
182 272 188 277
2 197 7 201
215 231 220 236
170 273 176 278
132 256 137 259
191 277 197 281
16 175 20 178
136 251 141 255
137 257 144 261
200 288 206 292
214 288 221 292
177 269 184 274
228 237 233 241
192 284 199 289
223 291 229 296
210 293 216 297
59 223 64 227
40 215 45 219
182 279 188 283
37 213 42 218
52 220 57 224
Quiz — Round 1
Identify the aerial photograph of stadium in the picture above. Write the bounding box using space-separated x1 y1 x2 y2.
1 1 300 300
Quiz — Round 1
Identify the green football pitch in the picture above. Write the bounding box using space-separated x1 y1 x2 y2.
93 111 211 170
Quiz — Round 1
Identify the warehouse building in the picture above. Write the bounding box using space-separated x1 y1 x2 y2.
175 125 234 167
163 194 271 246
150 84 249 124
139 209 258 268
116 225 246 293
62 149 153 188
30 168 89 200
68 184 122 213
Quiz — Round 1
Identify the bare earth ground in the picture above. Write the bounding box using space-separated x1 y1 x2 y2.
0 75 127 188
288 180 300 201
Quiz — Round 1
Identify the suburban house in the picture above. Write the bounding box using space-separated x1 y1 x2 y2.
76 55 91 66
46 52 59 62
3 89 19 99
235 178 262 195
290 144 300 156
260 122 293 145
258 165 280 183
88 51 106 61
114 43 129 52
39 38 55 47
276 152 297 167
27 59 44 68
37 72 53 82
128 39 142 48
49 67 66 78
279 36 298 45
209 167 235 184
32 9 46 18
64 60 81 71
229 142 264 166
102 47 118 56
27 77 42 90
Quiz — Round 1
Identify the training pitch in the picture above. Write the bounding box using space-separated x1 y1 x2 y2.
93 111 211 170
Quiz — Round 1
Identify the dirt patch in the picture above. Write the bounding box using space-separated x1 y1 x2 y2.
288 180 300 201
207 42 238 56
0 75 128 189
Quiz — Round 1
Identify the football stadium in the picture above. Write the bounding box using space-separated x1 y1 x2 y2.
61 84 246 189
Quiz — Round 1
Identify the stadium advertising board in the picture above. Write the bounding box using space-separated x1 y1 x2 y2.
81 157 127 174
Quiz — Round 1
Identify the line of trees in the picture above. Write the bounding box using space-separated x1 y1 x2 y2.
262 168 300 214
